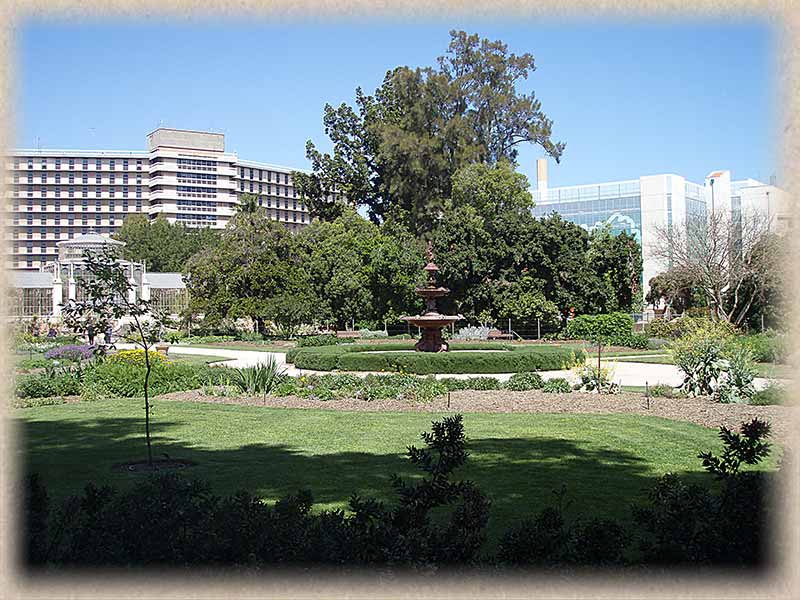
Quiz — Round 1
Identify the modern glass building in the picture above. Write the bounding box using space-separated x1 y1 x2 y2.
531 160 790 303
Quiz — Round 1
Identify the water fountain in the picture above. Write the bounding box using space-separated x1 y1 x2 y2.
400 242 462 352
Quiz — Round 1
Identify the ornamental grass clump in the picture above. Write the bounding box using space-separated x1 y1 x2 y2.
227 358 284 396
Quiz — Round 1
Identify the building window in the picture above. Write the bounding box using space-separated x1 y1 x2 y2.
68 158 75 170
110 160 115 170
82 159 89 170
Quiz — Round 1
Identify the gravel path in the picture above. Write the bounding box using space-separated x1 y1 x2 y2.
158 389 797 444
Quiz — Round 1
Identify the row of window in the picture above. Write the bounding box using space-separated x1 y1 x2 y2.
14 158 144 170
177 200 217 212
239 167 291 184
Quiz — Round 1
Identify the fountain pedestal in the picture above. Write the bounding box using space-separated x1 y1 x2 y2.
400 242 462 353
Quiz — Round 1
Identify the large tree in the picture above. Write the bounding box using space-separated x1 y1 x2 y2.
650 210 780 326
293 30 564 235
114 214 220 272
587 225 643 312
183 194 309 333
293 209 422 329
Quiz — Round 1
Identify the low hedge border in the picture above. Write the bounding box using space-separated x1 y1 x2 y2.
286 342 578 374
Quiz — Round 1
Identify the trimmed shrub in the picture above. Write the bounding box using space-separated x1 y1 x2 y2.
567 312 634 341
297 334 341 348
542 378 572 393
286 343 577 375
644 318 673 339
504 372 544 391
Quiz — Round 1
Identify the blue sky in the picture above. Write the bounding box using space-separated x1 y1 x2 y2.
17 19 778 187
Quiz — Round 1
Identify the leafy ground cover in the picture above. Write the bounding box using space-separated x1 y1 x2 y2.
14 400 780 546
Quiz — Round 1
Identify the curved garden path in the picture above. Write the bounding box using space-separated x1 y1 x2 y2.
117 343 788 390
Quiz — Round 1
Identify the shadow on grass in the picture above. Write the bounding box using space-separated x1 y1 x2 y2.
14 412 719 543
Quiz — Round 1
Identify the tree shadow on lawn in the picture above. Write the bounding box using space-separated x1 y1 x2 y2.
14 414 717 541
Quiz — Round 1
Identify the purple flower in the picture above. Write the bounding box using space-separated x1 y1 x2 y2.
44 344 94 362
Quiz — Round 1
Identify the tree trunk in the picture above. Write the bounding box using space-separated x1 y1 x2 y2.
254 316 266 335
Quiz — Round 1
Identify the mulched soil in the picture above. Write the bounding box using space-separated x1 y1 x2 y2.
157 389 798 444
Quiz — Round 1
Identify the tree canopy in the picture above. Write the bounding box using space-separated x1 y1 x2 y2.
114 214 220 272
292 30 564 236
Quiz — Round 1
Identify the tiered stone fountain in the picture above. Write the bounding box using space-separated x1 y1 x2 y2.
401 242 462 352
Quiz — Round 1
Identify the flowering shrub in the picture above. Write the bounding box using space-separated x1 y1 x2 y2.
44 344 94 362
453 326 491 341
106 349 171 367
669 325 731 397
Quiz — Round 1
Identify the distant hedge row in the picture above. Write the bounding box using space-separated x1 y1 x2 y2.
286 342 577 374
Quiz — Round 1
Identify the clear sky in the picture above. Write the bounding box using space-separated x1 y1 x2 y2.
16 18 778 188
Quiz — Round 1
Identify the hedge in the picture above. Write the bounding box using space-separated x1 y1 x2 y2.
566 312 634 341
286 342 577 374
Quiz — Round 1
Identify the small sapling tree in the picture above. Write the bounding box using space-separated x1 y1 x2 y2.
61 246 167 467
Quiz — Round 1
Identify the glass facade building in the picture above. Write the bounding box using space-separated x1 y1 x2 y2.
530 161 789 308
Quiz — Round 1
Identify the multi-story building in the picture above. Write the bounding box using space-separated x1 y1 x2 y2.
531 159 790 302
3 128 312 270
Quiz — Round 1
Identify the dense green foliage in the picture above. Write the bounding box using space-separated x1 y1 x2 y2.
184 195 311 333
566 312 634 341
286 342 576 374
114 214 221 272
293 31 564 233
293 211 422 329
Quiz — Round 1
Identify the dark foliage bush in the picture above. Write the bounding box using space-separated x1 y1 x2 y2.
542 378 572 394
15 372 83 399
503 371 544 391
634 418 775 566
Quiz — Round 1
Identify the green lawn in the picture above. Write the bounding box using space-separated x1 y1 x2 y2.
14 400 780 545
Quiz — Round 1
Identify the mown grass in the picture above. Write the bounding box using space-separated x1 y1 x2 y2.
13 400 781 546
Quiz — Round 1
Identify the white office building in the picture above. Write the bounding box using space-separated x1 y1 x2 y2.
3 128 321 271
531 159 790 303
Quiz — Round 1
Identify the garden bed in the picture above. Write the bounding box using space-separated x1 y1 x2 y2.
157 388 797 443
286 342 577 374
